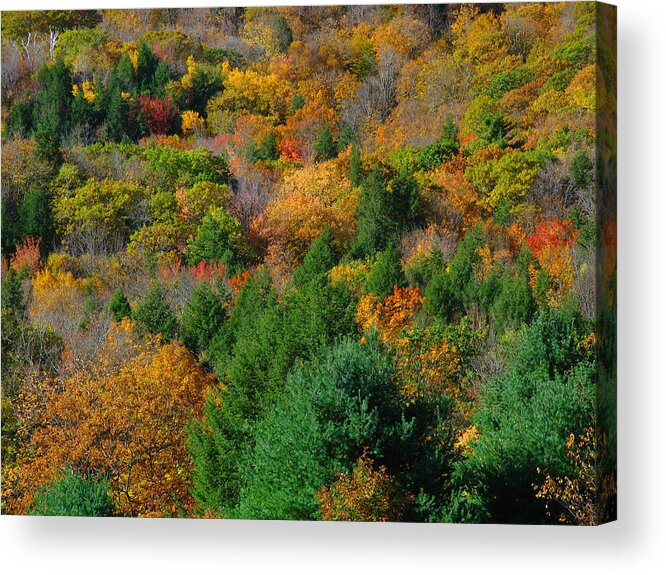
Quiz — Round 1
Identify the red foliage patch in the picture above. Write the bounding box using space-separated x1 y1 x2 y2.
139 95 179 135
189 260 228 282
526 220 578 256
10 236 41 276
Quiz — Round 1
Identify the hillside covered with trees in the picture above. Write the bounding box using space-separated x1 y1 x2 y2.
1 3 615 523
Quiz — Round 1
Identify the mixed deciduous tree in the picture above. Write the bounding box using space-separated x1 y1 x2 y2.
4 320 213 517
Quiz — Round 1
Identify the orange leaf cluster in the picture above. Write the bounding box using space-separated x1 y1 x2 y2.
10 236 41 276
356 286 424 344
318 453 411 522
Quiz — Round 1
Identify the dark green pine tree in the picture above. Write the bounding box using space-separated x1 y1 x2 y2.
108 288 132 322
133 283 179 341
181 281 227 354
314 124 337 162
365 244 407 300
32 60 72 165
352 168 391 257
137 42 159 93
293 227 338 287
151 61 172 98
105 89 131 143
18 186 55 255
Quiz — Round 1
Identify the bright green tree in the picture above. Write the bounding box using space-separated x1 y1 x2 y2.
188 207 244 272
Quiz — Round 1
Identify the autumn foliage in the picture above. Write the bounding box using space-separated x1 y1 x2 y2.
318 453 412 522
4 320 213 517
0 3 613 524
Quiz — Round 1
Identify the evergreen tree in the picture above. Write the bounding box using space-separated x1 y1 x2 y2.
30 470 114 517
314 124 337 162
108 288 132 322
18 186 55 254
133 283 179 341
234 336 453 520
189 263 358 514
447 308 595 524
290 93 305 114
419 117 459 170
338 124 355 152
1 268 26 318
112 53 137 93
353 169 419 257
151 61 172 98
293 227 338 287
105 88 131 143
425 224 486 322
349 142 362 185
33 60 72 165
188 208 244 273
181 281 227 354
353 168 390 257
365 245 406 300
254 130 279 162
137 42 159 93
273 14 293 52
6 99 34 137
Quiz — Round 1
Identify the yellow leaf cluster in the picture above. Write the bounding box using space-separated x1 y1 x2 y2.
181 110 205 135
529 242 575 307
4 322 214 517
267 157 358 258
329 262 370 296
219 62 294 119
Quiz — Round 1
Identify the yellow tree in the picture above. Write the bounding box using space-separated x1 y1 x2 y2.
266 155 358 258
4 320 214 517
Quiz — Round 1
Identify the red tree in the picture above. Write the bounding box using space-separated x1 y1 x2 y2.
139 95 178 135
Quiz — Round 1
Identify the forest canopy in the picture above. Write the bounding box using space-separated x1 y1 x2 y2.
1 3 615 524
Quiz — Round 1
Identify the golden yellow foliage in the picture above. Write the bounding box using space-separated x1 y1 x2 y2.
266 156 358 258
181 110 205 135
529 243 575 307
356 285 424 344
4 320 214 517
218 62 294 119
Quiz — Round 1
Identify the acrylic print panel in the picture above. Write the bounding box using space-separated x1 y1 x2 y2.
0 2 616 524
